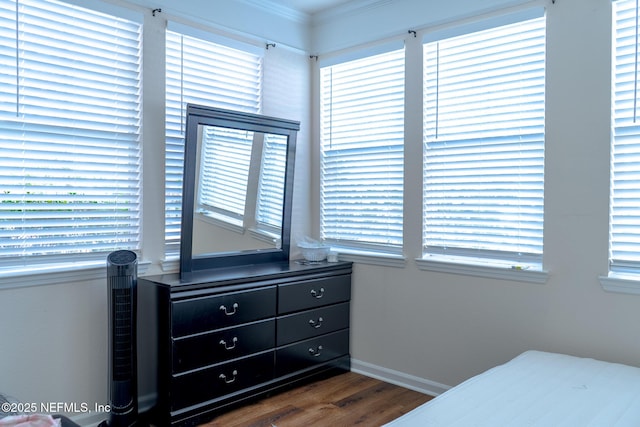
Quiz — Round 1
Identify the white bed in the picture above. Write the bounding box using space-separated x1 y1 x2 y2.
384 350 640 426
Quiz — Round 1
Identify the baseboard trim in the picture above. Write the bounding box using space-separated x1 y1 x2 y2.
351 359 450 397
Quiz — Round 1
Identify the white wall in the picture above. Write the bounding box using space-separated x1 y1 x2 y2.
0 279 109 421
125 0 311 51
1 0 639 425
310 0 539 54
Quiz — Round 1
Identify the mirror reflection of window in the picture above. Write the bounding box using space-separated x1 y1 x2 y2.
197 126 253 227
256 133 288 235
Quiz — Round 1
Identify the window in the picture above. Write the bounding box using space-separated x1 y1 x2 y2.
165 26 262 253
319 46 405 254
610 0 640 275
422 13 546 268
0 0 141 270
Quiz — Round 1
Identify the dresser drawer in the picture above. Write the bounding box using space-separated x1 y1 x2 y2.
173 319 275 373
277 302 349 346
171 351 275 411
278 274 350 314
275 329 349 376
172 286 276 337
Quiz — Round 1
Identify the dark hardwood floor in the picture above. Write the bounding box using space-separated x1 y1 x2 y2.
201 372 433 427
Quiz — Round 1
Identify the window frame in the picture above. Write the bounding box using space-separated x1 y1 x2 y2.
0 0 142 277
318 43 406 261
601 0 640 294
418 10 547 281
164 24 263 257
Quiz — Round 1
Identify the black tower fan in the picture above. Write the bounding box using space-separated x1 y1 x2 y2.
103 250 138 427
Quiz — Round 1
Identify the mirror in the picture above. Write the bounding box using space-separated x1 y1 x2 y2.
180 104 298 277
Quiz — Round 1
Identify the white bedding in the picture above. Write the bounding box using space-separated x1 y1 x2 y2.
384 350 640 426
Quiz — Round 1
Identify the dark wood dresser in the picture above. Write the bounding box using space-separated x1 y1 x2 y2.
138 260 352 426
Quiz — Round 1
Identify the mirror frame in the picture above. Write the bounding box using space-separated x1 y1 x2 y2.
180 104 299 277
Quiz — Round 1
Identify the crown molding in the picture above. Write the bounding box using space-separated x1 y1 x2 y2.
312 0 392 25
239 0 311 24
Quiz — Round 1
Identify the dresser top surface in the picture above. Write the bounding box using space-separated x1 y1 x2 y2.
140 260 352 290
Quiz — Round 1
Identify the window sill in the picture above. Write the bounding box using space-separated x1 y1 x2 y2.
161 257 180 273
415 256 548 284
0 260 151 290
335 248 406 268
599 274 640 296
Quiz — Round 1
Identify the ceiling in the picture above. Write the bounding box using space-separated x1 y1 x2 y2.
267 0 353 15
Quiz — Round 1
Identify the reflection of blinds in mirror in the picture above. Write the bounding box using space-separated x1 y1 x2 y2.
256 134 288 230
198 127 253 223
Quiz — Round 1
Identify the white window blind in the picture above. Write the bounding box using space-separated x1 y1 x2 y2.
256 133 288 231
320 47 405 253
165 28 262 253
611 0 640 273
0 0 141 268
423 14 546 265
197 127 253 226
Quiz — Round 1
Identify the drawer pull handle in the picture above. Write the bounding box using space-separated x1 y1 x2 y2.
309 317 324 329
219 369 238 384
219 302 239 316
219 337 238 350
310 287 325 299
308 345 323 357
